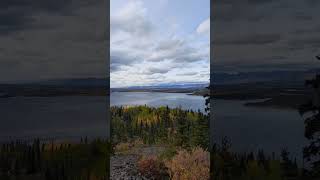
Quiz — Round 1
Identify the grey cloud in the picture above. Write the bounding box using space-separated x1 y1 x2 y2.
110 50 138 72
110 1 209 86
292 25 320 35
145 67 171 75
213 1 273 23
305 0 320 6
213 0 320 72
111 16 153 36
155 40 184 51
293 12 313 21
0 0 104 35
247 0 277 5
216 33 282 45
110 38 207 74
110 1 153 37
149 40 206 63
216 0 276 5
177 72 198 76
213 0 318 23
0 0 72 35
0 0 108 82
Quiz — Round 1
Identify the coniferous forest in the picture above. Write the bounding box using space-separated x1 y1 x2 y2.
0 138 111 180
111 105 209 148
111 105 210 179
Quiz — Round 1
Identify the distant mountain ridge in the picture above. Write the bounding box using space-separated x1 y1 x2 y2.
111 82 207 91
123 82 208 89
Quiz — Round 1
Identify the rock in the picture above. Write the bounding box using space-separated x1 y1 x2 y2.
111 146 166 180
110 154 148 180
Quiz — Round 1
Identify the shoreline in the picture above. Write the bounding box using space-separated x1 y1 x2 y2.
1 87 308 110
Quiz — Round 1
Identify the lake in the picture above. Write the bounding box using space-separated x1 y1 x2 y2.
110 92 206 111
0 96 108 141
213 99 306 162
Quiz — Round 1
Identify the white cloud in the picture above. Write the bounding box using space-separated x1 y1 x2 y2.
111 0 152 37
110 0 209 87
196 17 210 36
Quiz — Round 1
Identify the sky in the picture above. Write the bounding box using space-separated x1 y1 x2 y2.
0 0 107 83
212 0 320 74
2 0 316 85
110 0 210 87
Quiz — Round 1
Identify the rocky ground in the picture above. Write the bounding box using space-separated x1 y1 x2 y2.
110 146 166 180
111 154 147 180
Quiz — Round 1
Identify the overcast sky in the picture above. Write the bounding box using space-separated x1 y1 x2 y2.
110 0 210 87
0 0 107 83
213 0 320 74
2 0 315 85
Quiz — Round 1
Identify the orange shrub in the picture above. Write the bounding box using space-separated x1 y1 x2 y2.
165 147 210 180
137 155 167 179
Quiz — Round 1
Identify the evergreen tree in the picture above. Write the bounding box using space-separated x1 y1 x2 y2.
299 56 320 176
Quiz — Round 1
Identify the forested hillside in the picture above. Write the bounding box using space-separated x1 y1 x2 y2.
111 105 209 149
0 139 111 179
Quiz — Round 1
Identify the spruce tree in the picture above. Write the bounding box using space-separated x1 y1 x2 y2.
299 56 320 176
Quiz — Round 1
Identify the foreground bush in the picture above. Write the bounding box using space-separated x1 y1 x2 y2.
137 155 167 179
159 146 177 161
165 147 210 180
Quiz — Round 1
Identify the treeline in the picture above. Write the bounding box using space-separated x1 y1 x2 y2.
111 105 209 149
211 138 306 180
0 138 111 180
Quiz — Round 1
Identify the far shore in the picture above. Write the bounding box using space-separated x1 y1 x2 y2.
0 81 310 109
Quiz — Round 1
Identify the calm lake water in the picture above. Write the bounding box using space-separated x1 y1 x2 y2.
110 92 206 111
213 99 306 161
0 96 107 141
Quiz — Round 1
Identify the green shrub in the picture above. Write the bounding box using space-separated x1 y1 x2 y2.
158 146 177 161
